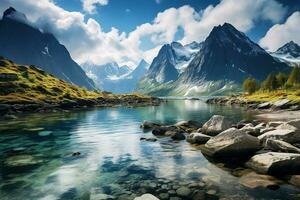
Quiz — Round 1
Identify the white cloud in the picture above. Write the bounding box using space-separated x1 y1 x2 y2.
0 0 288 68
82 0 109 14
260 11 300 51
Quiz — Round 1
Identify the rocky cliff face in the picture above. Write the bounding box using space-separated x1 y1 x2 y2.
0 7 95 90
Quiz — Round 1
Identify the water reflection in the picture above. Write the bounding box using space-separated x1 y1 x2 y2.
0 100 299 200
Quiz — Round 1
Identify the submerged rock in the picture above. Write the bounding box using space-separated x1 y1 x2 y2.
202 115 232 136
152 126 177 136
4 155 43 167
186 132 211 144
202 128 261 157
140 137 157 142
239 172 282 189
170 131 186 140
245 152 300 175
265 139 300 153
134 194 159 200
176 186 191 197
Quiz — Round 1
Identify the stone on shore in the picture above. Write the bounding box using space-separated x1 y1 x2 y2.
257 102 271 109
272 99 290 110
240 124 260 137
265 139 300 153
202 115 232 136
245 152 300 175
276 119 300 130
258 129 300 144
202 128 261 157
134 194 159 200
186 132 211 144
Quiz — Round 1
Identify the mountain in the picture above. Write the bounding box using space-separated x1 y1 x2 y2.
83 60 149 93
138 23 289 96
143 41 201 84
0 7 95 90
271 41 300 66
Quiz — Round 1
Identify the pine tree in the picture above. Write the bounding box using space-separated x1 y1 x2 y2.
262 73 278 91
276 72 287 88
243 77 257 94
286 67 300 88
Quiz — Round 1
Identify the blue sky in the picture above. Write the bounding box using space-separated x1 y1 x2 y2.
2 0 299 67
54 0 299 43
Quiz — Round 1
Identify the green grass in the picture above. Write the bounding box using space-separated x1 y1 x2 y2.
0 57 152 104
242 89 300 103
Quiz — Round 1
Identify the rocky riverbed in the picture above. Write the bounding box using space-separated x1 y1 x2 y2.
138 115 300 199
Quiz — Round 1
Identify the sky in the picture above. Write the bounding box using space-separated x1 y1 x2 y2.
0 0 300 68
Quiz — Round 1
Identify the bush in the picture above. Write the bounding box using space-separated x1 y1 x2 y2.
262 73 278 91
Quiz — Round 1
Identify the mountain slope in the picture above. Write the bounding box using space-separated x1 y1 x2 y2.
138 23 290 96
83 60 149 93
271 41 300 66
0 7 95 90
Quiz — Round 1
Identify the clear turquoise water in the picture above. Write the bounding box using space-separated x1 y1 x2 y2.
0 100 299 200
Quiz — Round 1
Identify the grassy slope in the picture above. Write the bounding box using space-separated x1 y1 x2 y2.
243 89 300 103
0 57 151 104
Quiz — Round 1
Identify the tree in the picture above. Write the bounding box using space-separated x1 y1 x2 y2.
243 77 257 94
262 73 278 91
276 72 287 88
286 67 300 88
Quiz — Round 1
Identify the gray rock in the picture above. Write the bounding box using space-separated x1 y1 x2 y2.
202 115 232 136
140 137 157 142
202 128 261 157
175 120 202 132
152 126 177 136
159 193 169 199
272 99 290 110
267 121 284 128
258 129 300 144
134 194 159 200
170 131 186 140
140 121 161 130
176 186 191 197
186 132 211 144
240 124 260 137
257 102 271 109
89 188 115 200
245 152 300 174
276 119 300 130
260 127 276 134
265 139 300 153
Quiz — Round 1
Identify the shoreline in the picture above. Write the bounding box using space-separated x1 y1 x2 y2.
0 95 162 118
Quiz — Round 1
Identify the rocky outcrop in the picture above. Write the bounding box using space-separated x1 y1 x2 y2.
202 128 261 157
202 115 232 136
245 152 300 175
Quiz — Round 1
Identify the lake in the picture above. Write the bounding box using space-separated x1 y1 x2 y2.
0 100 299 200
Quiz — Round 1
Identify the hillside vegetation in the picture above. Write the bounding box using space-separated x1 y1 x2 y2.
0 56 153 105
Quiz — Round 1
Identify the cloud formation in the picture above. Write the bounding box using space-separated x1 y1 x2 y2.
260 11 300 51
82 0 109 14
0 0 288 67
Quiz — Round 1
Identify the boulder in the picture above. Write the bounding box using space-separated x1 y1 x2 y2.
186 133 211 144
265 139 300 153
258 129 300 144
239 172 282 189
170 131 186 140
175 120 202 132
245 152 300 175
267 121 284 128
276 119 300 130
176 186 191 197
134 194 159 200
202 115 232 136
202 128 261 157
272 99 290 110
260 127 276 134
240 124 260 137
257 102 271 109
140 121 161 130
152 126 177 136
